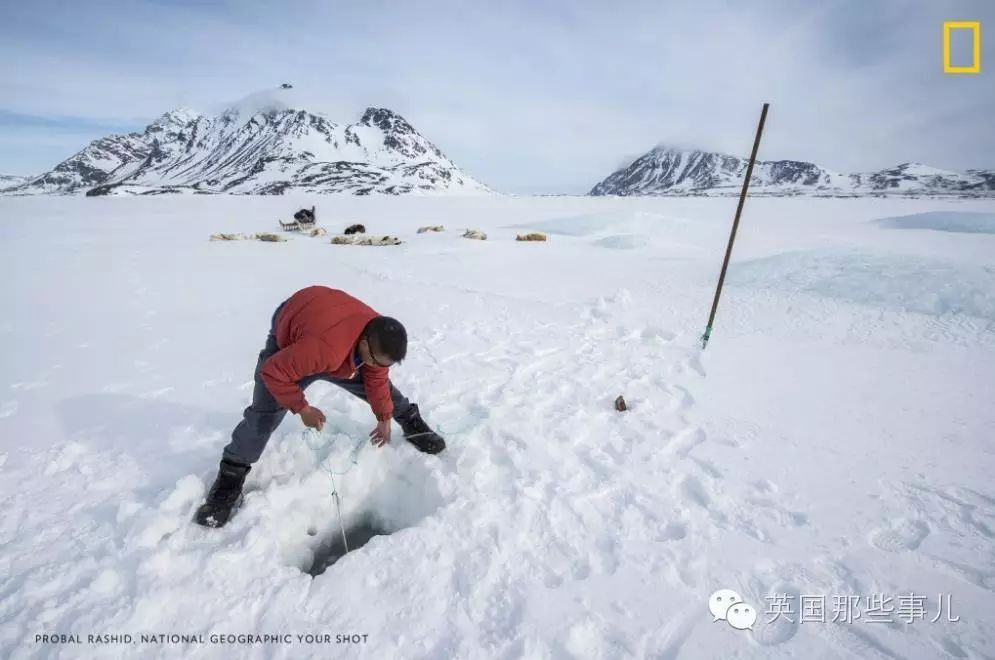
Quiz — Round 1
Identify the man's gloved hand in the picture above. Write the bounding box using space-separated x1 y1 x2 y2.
299 405 326 431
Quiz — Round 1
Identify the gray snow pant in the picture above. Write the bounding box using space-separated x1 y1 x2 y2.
222 301 414 466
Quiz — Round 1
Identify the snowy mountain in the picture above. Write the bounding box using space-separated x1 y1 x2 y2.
1 91 490 196
846 162 995 195
590 147 995 197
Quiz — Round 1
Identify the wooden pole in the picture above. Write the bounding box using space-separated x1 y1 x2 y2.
701 103 769 350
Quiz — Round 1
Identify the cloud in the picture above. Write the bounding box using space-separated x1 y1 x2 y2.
0 0 992 189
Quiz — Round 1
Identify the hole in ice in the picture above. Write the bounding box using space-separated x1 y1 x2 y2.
306 512 397 578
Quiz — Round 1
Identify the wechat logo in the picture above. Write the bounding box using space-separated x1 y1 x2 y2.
709 589 758 631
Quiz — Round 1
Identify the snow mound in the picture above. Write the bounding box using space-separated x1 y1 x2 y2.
872 211 995 234
728 248 995 320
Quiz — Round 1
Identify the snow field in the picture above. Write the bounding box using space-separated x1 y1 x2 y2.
1 196 994 659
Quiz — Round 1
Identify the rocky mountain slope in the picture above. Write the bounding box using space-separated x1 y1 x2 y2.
2 90 489 196
590 147 994 197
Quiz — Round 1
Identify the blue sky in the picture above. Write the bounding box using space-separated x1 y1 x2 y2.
0 0 992 192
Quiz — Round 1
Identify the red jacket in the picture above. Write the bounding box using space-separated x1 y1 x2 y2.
260 286 393 420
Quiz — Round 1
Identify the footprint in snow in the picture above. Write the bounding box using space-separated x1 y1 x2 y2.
671 353 706 378
749 582 801 647
639 326 677 343
869 518 930 552
905 483 995 541
751 479 779 495
815 619 902 659
658 520 687 541
677 474 712 509
666 426 706 458
689 456 723 480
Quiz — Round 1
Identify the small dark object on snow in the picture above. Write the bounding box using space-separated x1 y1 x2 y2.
615 395 627 412
281 83 293 89
344 223 367 235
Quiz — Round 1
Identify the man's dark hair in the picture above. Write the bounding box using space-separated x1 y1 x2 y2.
364 316 407 363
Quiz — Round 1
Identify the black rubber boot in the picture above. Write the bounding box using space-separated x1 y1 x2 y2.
397 404 446 454
193 459 251 528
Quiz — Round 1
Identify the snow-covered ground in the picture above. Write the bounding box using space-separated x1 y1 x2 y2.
1 195 993 659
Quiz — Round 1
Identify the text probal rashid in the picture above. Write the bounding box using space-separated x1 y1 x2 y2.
35 633 370 645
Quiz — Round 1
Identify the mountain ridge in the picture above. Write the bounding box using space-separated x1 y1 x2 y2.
2 93 490 196
590 146 995 197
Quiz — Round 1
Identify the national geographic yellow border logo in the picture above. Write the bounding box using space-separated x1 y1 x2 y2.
943 21 981 74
